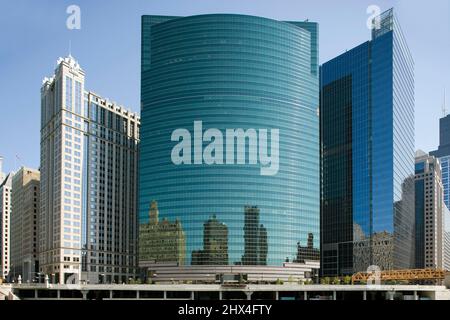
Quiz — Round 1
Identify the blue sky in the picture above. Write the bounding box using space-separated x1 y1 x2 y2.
0 0 449 174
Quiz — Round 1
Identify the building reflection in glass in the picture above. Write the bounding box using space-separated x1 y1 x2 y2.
353 224 394 272
295 233 320 262
393 175 416 269
352 175 414 272
192 215 229 265
138 200 186 265
241 206 268 266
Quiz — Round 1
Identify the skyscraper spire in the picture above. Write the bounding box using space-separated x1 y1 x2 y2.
0 155 4 183
442 89 447 117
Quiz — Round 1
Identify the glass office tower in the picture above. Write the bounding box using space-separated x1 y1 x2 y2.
320 9 415 276
431 114 450 209
430 109 450 272
139 14 320 276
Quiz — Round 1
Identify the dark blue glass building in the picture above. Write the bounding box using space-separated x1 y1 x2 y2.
430 114 450 209
320 9 415 276
139 14 320 273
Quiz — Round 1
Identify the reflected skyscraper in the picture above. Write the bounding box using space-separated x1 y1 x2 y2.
296 233 320 262
241 206 268 266
192 215 228 265
320 8 415 276
139 201 186 265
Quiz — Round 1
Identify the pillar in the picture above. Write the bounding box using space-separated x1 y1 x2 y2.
304 291 308 300
81 290 88 300
333 291 336 300
414 291 418 300
219 291 223 300
275 291 279 300
363 291 367 301
388 291 394 300
245 291 253 300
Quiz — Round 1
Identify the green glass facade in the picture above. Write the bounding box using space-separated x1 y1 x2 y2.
139 14 320 268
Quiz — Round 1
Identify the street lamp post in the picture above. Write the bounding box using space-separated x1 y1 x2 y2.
151 272 158 284
35 272 42 284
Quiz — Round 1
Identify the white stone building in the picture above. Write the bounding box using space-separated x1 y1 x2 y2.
0 158 13 280
40 56 139 284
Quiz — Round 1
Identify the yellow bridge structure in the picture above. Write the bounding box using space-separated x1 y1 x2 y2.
352 268 449 284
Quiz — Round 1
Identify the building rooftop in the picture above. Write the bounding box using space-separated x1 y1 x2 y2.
56 54 83 73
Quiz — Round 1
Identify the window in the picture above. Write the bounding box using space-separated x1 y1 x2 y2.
75 81 82 115
65 76 73 110
90 103 98 122
84 100 89 118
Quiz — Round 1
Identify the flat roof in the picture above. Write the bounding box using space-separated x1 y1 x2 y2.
5 284 448 292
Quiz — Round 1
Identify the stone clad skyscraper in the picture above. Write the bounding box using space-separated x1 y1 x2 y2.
10 167 40 283
0 158 13 280
320 9 415 276
40 56 140 284
414 151 444 269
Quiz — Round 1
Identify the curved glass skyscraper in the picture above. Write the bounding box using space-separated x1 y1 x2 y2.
139 14 319 277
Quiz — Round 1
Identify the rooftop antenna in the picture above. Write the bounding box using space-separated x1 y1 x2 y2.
14 154 20 172
443 89 447 117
